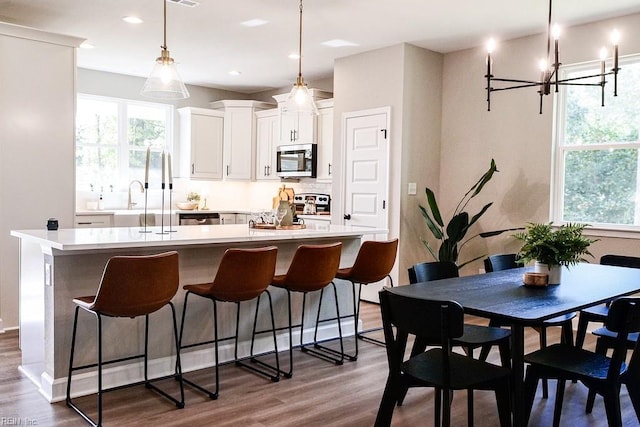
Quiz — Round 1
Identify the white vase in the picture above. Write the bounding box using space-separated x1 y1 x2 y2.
534 262 562 285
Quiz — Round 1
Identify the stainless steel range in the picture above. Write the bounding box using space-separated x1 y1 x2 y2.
293 193 331 215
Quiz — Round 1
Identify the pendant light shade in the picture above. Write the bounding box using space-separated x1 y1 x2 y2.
284 0 317 116
141 0 189 99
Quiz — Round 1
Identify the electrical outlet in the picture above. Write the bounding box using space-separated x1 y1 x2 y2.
408 182 417 195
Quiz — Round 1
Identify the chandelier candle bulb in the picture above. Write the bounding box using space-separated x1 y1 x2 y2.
168 152 173 185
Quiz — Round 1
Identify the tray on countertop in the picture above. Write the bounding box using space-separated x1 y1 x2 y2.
251 223 306 230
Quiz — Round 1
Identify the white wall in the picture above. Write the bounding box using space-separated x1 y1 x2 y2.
0 23 82 331
333 43 443 285
440 12 640 275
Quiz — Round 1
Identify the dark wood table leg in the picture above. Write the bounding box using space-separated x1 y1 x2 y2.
510 323 525 427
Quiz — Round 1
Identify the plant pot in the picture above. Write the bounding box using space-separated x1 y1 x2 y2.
534 262 562 285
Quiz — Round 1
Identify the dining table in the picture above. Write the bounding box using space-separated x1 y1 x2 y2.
390 262 640 426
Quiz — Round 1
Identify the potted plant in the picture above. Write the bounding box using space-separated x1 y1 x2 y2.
514 222 597 284
419 159 521 268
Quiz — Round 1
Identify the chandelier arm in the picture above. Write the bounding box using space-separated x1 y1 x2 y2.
490 83 543 92
491 78 541 84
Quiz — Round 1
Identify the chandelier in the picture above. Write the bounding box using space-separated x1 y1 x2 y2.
485 0 620 114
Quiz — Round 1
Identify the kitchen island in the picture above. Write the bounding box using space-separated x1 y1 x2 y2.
11 223 386 402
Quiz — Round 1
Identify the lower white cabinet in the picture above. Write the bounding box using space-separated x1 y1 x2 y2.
219 213 236 225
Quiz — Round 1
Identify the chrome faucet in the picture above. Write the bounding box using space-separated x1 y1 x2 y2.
127 180 144 209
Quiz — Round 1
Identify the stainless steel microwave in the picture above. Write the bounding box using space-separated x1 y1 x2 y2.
276 143 317 178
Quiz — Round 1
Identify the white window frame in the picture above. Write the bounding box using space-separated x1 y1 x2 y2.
551 54 640 238
76 93 174 191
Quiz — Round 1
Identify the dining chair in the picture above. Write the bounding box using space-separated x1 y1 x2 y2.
66 251 184 427
523 297 640 427
481 253 576 398
335 238 398 359
402 261 511 425
178 246 279 400
374 287 512 427
575 254 640 350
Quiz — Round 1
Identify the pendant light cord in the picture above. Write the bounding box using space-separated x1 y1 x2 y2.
162 0 167 51
297 0 303 79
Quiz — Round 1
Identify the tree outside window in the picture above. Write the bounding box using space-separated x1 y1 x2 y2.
554 56 640 228
76 95 172 193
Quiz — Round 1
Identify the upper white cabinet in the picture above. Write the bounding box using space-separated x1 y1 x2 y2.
316 99 334 182
255 109 280 181
210 100 273 180
177 107 224 180
273 90 332 146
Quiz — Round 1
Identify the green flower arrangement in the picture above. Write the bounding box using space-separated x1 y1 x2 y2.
514 222 597 267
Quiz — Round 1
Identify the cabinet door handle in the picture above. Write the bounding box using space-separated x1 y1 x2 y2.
290 130 294 142
226 165 229 176
293 129 297 141
264 166 267 176
328 163 332 176
266 165 270 176
192 163 195 174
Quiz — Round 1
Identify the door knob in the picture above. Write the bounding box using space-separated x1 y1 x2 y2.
344 214 351 220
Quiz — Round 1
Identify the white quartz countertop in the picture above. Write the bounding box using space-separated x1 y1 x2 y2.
75 209 250 216
11 224 386 253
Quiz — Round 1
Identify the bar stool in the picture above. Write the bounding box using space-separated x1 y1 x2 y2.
178 246 279 400
335 238 398 360
66 251 184 427
255 242 343 378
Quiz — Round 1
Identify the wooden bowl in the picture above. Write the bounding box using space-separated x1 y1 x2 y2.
177 201 198 210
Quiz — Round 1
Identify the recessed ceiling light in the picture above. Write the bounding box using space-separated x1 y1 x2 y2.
322 39 359 48
79 41 95 49
288 52 300 59
228 70 242 76
122 16 143 24
241 19 268 27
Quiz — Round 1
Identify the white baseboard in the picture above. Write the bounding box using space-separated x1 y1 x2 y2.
45 319 356 403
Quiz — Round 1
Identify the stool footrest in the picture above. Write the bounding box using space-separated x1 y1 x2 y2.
236 359 280 382
357 327 386 347
301 343 344 365
182 376 218 400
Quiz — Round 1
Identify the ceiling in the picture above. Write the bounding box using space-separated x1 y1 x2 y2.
2 0 640 94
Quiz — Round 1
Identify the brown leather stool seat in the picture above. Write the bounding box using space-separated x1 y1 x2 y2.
178 246 279 399
255 242 343 378
335 238 398 359
66 251 184 427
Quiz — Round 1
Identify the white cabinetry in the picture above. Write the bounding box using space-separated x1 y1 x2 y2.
75 214 114 228
210 100 273 180
272 90 332 145
316 99 334 182
255 109 280 181
177 107 224 180
219 213 236 225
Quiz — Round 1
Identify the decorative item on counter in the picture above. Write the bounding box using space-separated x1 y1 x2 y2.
272 185 295 226
166 152 176 233
178 191 201 210
98 193 104 210
157 150 169 235
201 197 209 210
46 218 58 231
514 222 597 285
522 272 549 287
140 146 152 233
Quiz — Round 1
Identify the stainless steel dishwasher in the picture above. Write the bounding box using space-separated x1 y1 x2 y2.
178 212 221 225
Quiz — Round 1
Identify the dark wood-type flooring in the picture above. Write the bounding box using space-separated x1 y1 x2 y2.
1 302 638 426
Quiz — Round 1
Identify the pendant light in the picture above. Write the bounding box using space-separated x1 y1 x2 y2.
283 0 318 116
141 0 190 99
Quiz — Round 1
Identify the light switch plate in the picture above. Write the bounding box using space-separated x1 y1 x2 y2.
408 182 417 195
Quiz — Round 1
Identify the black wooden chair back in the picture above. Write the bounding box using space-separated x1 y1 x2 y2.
408 261 458 284
601 254 640 269
484 254 519 273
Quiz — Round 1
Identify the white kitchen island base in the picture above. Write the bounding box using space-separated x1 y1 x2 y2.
12 223 386 402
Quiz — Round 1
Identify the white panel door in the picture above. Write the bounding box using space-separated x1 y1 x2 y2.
343 110 389 230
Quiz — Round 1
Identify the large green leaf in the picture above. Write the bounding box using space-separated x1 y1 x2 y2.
471 159 498 198
446 212 469 244
439 239 458 263
419 204 444 239
425 187 444 227
467 202 493 230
